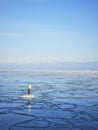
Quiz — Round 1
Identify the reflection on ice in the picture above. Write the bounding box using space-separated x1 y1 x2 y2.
27 100 32 113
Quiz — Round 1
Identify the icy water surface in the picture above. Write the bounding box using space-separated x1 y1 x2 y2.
0 70 98 130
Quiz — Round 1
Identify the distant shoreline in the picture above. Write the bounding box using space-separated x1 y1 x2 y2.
0 69 98 75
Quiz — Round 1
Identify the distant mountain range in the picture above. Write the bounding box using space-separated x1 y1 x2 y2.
0 61 98 70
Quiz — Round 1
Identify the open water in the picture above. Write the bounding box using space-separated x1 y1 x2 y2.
0 70 98 130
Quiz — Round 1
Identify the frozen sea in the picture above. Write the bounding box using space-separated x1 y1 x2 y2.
0 70 98 130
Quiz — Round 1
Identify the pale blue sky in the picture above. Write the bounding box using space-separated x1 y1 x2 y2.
0 0 98 64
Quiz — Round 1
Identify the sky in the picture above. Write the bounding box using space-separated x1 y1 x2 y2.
0 0 98 64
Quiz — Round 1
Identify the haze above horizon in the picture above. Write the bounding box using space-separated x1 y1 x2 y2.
0 0 98 64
